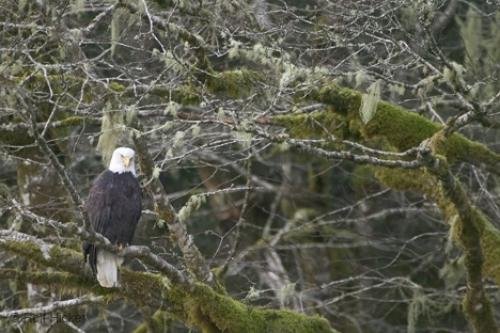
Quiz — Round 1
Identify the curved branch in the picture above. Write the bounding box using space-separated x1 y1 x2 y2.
0 229 337 333
416 142 498 333
132 132 214 285
10 201 187 285
0 295 103 319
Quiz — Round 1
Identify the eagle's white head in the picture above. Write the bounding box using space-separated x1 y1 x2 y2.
108 147 137 175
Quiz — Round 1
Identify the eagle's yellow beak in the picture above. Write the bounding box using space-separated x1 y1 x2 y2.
122 156 131 168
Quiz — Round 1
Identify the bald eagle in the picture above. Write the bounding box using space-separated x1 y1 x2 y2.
83 147 142 288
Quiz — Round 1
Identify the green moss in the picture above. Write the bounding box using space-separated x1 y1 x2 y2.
0 269 93 289
171 84 201 105
189 283 262 332
374 167 432 193
366 101 500 165
12 70 204 107
364 101 439 151
470 209 500 285
262 310 335 333
132 310 172 333
307 84 362 115
1 239 83 275
351 165 379 194
375 166 500 287
2 236 337 332
189 284 336 333
452 204 499 332
120 269 170 307
136 281 336 333
462 288 497 333
273 110 349 140
290 83 500 167
135 83 201 104
0 112 35 146
0 126 34 146
434 132 500 165
206 69 262 98
375 166 463 229
279 81 500 331
109 81 126 93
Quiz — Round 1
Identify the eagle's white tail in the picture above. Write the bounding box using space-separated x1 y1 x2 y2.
96 250 124 288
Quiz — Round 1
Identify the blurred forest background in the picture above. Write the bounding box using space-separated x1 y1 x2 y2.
1 0 500 332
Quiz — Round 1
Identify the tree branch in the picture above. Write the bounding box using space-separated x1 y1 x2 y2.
416 140 498 333
132 132 214 285
0 229 337 333
10 200 188 285
0 295 103 319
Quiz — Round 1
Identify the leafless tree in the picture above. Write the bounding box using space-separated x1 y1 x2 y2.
1 0 500 332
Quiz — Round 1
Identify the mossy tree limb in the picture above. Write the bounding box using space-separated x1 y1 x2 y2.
416 145 497 333
0 229 338 333
273 82 500 333
277 83 500 171
132 310 172 333
274 83 500 288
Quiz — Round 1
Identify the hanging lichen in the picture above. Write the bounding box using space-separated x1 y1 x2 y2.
110 7 132 57
96 104 125 166
407 288 430 333
71 0 85 15
457 8 482 69
178 194 206 224
359 80 381 124
457 8 500 100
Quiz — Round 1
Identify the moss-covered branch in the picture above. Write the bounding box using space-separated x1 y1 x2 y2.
11 203 188 285
132 310 172 333
0 269 104 292
374 165 500 285
273 82 500 287
0 116 101 146
0 229 338 333
274 83 500 171
273 82 500 332
415 146 497 332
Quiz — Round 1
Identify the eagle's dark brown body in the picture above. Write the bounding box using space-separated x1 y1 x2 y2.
83 170 142 276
